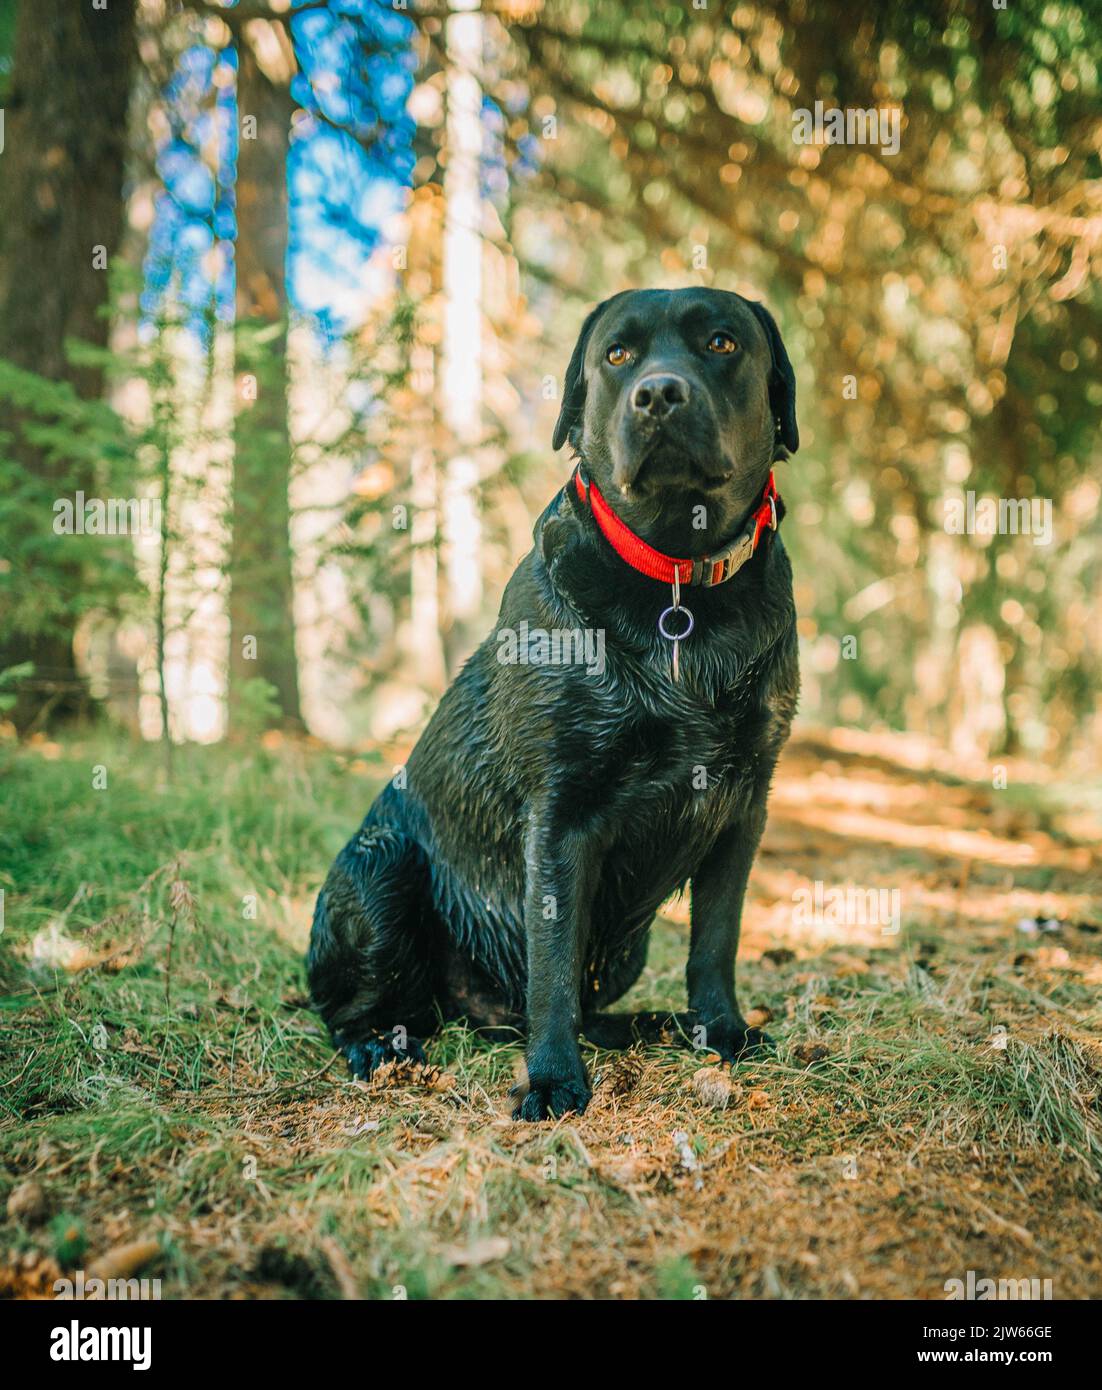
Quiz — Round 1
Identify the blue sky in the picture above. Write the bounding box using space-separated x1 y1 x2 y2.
143 0 417 341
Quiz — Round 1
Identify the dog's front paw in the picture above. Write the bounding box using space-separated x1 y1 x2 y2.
511 1049 591 1121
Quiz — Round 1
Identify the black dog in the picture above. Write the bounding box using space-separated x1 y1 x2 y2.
308 287 799 1120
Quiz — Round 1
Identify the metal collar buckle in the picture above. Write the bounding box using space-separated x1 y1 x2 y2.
701 532 753 587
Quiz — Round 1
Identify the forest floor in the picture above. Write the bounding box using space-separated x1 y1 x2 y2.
1 724 1101 1300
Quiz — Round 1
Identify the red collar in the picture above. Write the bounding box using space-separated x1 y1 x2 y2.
572 467 780 588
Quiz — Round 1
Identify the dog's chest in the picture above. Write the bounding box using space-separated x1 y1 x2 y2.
594 660 768 830
573 685 759 950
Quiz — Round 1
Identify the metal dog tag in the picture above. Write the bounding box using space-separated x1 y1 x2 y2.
658 573 694 682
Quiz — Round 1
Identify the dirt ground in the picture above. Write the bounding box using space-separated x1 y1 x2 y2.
2 725 1101 1299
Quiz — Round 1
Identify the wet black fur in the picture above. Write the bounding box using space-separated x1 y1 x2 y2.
308 288 800 1119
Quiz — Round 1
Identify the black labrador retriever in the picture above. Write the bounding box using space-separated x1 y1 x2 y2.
308 287 799 1120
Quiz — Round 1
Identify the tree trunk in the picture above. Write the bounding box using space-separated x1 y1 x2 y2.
0 0 137 730
228 30 302 732
441 0 484 671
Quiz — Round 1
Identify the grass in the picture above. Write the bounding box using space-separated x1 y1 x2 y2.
1 725 1101 1299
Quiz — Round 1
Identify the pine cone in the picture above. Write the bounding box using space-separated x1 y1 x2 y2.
601 1049 646 1097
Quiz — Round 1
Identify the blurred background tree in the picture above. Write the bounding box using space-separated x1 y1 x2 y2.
227 17 302 732
0 0 138 729
0 0 1098 765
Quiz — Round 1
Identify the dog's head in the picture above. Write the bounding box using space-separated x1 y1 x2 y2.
553 288 797 520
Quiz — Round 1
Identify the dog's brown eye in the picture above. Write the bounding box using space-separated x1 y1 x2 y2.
607 344 631 366
707 332 738 354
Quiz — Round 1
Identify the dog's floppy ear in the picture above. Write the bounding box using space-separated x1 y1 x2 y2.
552 297 619 452
747 300 799 455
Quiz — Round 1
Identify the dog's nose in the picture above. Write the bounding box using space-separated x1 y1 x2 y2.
631 373 690 419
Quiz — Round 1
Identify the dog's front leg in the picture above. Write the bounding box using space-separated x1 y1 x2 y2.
514 812 596 1120
687 802 775 1063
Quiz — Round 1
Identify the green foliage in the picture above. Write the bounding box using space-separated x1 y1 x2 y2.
49 1214 88 1267
0 660 32 712
0 1 15 100
655 1256 704 1300
0 355 140 643
232 677 284 737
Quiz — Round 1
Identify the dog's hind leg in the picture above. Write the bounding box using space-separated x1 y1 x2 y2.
308 826 437 1079
583 1010 697 1050
583 1010 771 1060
